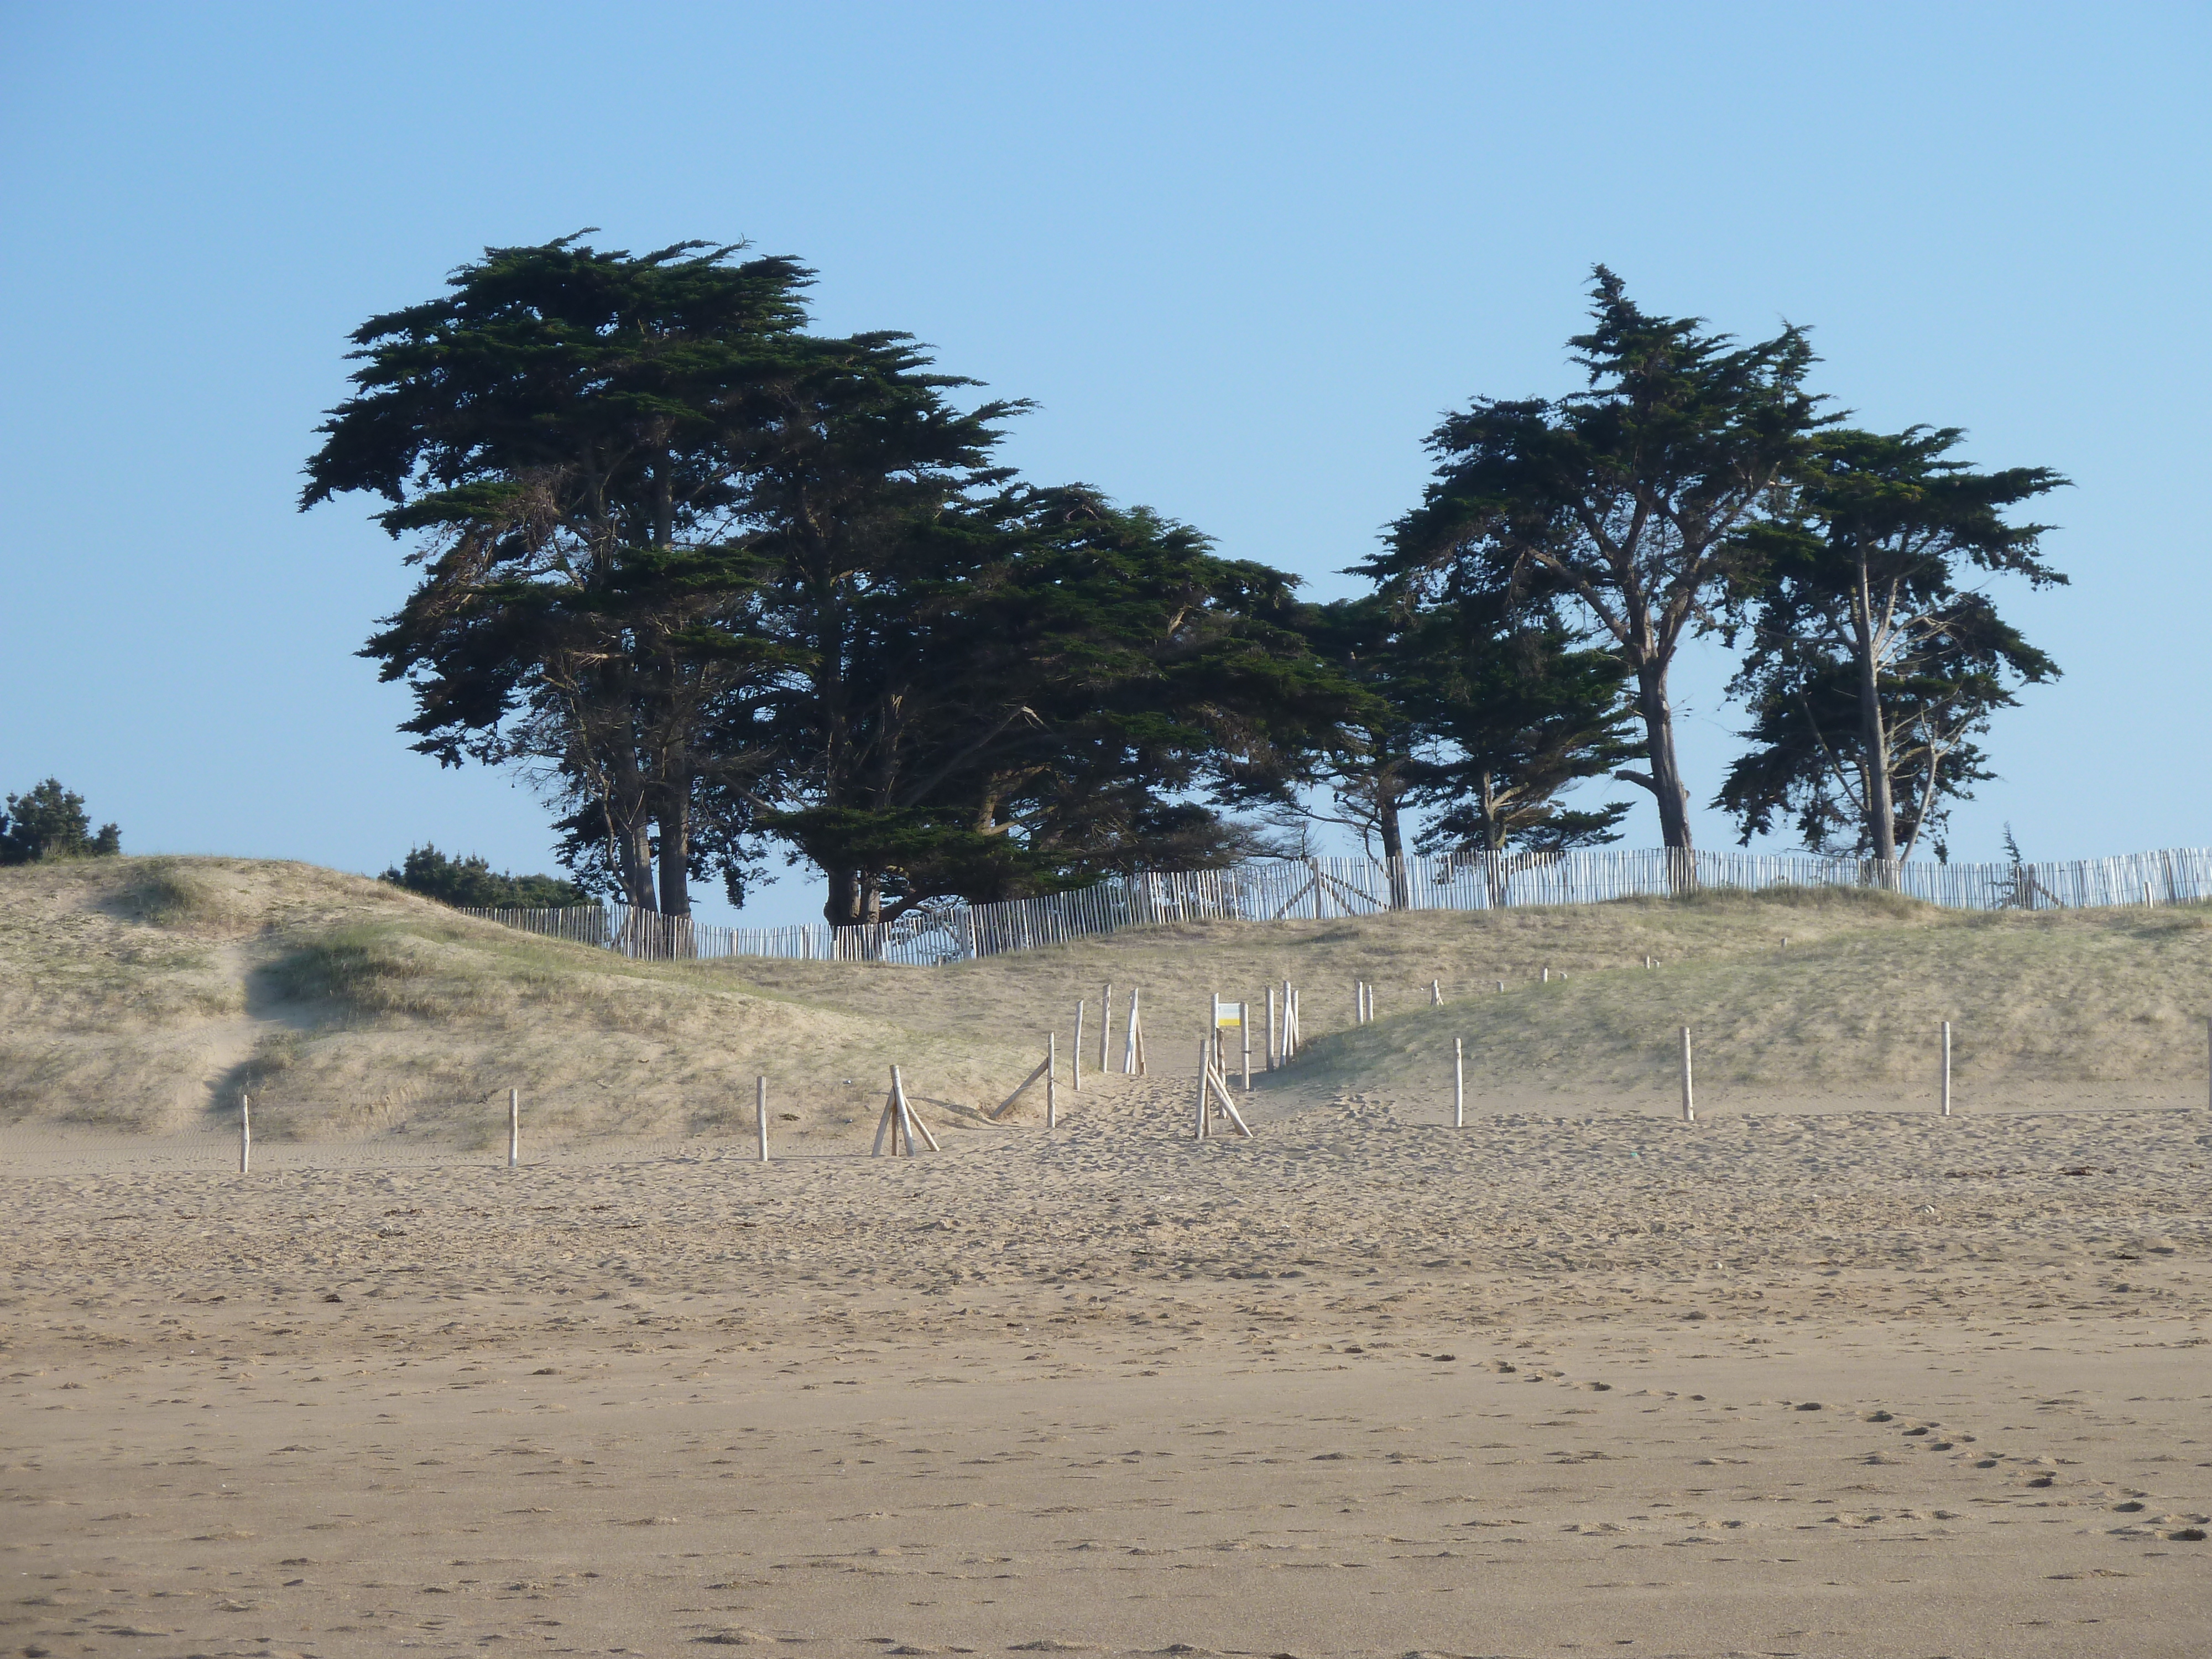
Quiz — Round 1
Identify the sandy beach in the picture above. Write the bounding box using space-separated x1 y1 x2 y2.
5 1071 2209 1658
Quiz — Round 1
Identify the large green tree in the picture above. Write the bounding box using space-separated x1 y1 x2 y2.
310 237 1355 928
1371 267 1824 850
302 234 814 916
758 483 1352 921
697 327 1025 925
1718 426 2065 861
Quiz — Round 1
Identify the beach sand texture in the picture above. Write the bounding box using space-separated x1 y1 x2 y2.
3 859 2210 1656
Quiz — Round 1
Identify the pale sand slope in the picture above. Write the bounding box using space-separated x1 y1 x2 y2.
4 1075 2209 1658
16 855 2212 1150
0 858 1037 1146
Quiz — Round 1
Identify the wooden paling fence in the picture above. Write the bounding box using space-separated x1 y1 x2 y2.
459 844 2212 967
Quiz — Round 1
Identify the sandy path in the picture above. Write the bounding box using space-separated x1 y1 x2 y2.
4 1081 2209 1656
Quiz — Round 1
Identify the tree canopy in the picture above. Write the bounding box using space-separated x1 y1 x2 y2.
309 249 2071 920
1717 426 2066 860
308 236 1355 925
378 845 588 909
304 233 821 917
1371 267 1825 851
0 779 121 865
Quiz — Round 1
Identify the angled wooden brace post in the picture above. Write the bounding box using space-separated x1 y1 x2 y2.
894 1065 939 1152
987 1044 1055 1121
1204 1058 1255 1139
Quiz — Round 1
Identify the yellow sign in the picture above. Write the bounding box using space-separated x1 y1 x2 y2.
1215 1004 1243 1028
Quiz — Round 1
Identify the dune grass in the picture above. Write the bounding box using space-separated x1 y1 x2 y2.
1279 900 2212 1110
8 854 2210 1138
0 857 1031 1140
723 884 1945 1060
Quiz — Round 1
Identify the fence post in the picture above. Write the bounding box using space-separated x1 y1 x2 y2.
239 1092 251 1174
508 1088 520 1168
1679 1028 1695 1123
1454 1037 1464 1129
1941 1022 1952 1117
757 1077 769 1162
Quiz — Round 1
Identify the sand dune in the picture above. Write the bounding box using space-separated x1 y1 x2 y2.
3 861 2210 1654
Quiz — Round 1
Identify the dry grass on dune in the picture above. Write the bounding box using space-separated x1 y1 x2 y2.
731 886 2212 1112
0 857 1032 1142
724 884 1941 1059
10 854 2212 1142
1282 898 2212 1111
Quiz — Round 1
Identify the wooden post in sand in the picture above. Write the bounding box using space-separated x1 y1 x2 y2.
898 1066 936 1154
1125 986 1146 1076
1073 1001 1084 1092
1353 979 1363 1025
1431 979 1442 1006
509 1087 520 1168
1941 1022 1953 1118
1194 1040 1210 1141
988 1045 1055 1120
1047 1032 1059 1128
1679 1027 1695 1123
1266 986 1278 1071
1241 1005 1252 1091
756 1077 769 1162
1203 1051 1255 1138
872 1065 939 1156
1542 967 1550 984
1454 1037 1465 1129
239 1092 251 1174
1497 980 1505 993
1102 982 1113 1076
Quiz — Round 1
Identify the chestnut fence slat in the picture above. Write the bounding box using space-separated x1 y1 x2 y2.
458 845 2212 967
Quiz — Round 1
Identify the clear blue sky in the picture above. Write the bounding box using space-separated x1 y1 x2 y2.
3 3 2206 925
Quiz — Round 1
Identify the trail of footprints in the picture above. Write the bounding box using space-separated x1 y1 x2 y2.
1470 1354 2211 1547
658 1358 2209 1657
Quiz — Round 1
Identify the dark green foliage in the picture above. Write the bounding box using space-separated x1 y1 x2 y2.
1285 595 1638 894
304 233 821 917
1370 267 1825 850
0 779 121 864
308 237 1351 926
378 844 587 909
1400 598 1642 855
1718 426 2065 861
1281 596 1423 870
757 484 1354 919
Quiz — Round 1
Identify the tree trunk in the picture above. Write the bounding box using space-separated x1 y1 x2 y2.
1634 660 1695 852
656 795 692 919
824 868 862 928
1478 772 1510 908
1856 645 1898 867
615 813 656 913
1376 772 1408 909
